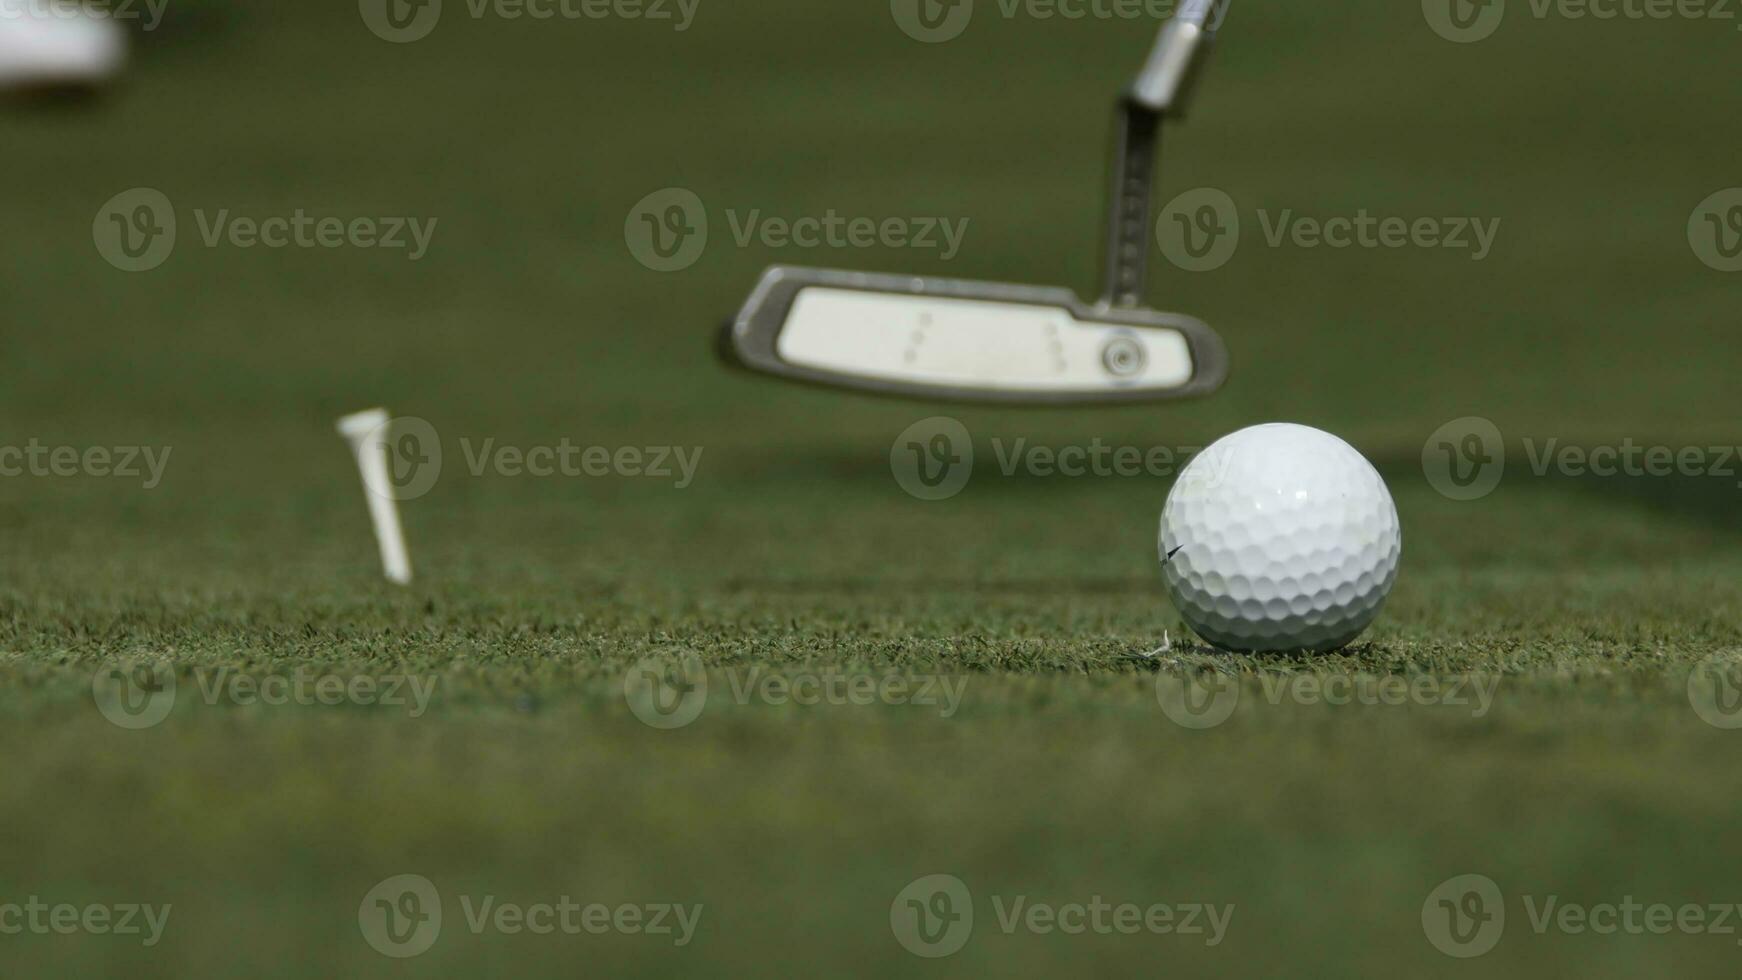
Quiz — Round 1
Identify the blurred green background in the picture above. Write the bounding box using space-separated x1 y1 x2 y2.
2 0 1740 975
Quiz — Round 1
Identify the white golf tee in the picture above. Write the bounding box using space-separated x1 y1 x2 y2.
336 408 413 585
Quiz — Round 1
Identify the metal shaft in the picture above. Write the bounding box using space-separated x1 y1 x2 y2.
1103 108 1160 309
1097 0 1224 308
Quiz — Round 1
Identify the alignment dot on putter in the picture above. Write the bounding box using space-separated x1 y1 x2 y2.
336 408 413 585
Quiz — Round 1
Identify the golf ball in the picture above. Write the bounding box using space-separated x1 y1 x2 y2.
1158 423 1401 652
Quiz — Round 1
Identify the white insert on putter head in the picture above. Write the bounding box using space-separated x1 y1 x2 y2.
719 0 1229 405
0 1 126 91
336 408 412 586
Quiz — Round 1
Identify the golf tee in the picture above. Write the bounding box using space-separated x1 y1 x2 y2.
336 408 413 585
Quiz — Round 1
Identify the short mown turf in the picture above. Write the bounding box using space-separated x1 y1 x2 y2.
3 1 1740 975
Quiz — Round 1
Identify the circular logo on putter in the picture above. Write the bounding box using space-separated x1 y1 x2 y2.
1688 189 1742 272
93 188 176 273
359 0 443 43
1157 187 1239 272
1421 0 1505 43
890 0 974 43
626 188 709 273
891 417 973 501
1101 334 1147 379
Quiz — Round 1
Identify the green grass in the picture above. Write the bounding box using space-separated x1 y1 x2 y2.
2 0 1741 975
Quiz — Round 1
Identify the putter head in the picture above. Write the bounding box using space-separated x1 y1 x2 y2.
716 4 1233 406
719 266 1227 405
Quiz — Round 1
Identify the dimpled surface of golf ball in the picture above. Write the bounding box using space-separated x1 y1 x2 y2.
1159 423 1401 652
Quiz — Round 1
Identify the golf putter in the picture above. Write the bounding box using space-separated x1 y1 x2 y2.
718 0 1229 405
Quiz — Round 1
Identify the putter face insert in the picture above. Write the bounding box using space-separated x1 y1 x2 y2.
719 0 1231 405
727 267 1226 404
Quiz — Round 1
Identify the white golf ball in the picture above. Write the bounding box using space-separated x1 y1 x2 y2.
1158 423 1401 652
